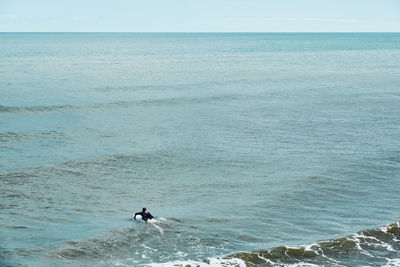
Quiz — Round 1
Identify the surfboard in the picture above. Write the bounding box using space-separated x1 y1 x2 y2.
132 214 143 221
132 215 153 222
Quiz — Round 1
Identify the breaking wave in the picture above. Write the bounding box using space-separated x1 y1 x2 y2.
147 222 400 267
3 221 398 266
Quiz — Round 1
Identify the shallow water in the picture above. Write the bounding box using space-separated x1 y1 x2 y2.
1 33 400 266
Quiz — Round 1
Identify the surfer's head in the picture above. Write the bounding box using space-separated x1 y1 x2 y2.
142 207 147 212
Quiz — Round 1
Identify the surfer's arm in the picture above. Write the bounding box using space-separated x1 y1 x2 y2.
134 212 140 220
147 212 154 219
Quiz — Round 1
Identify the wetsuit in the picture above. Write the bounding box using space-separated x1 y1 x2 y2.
134 211 153 222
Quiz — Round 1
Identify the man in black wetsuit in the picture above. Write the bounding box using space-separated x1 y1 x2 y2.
134 207 154 222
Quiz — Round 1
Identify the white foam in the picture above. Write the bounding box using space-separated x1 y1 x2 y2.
304 243 320 252
174 251 188 258
353 232 395 252
347 235 373 258
285 263 319 267
256 253 275 265
382 258 400 267
145 257 246 267
380 222 400 234
378 242 395 252
140 244 158 252
149 220 164 234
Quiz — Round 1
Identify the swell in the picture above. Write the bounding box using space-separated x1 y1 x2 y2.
3 221 399 267
147 222 400 266
0 94 246 114
0 104 74 113
225 222 400 266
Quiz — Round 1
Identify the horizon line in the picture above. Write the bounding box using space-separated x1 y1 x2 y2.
1 31 400 34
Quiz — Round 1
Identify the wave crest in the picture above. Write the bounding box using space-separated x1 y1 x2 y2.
226 222 400 266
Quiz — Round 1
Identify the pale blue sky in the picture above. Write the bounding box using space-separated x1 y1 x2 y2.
1 0 399 32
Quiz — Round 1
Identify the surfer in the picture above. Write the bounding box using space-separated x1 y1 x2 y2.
134 207 154 222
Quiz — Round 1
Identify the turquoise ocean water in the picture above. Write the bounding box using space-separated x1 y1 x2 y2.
1 33 400 266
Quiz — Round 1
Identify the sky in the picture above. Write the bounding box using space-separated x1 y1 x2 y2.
0 0 400 32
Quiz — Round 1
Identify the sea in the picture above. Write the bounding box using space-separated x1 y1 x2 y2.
1 33 400 267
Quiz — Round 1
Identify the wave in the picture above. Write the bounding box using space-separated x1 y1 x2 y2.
2 221 400 266
148 222 400 267
0 105 16 112
0 131 27 143
0 94 245 115
0 103 76 114
47 217 234 265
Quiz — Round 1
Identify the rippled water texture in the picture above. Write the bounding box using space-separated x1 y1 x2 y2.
1 33 400 266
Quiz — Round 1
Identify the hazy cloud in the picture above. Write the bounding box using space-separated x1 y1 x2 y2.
262 18 362 23
0 14 17 20
72 15 98 21
213 16 363 24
